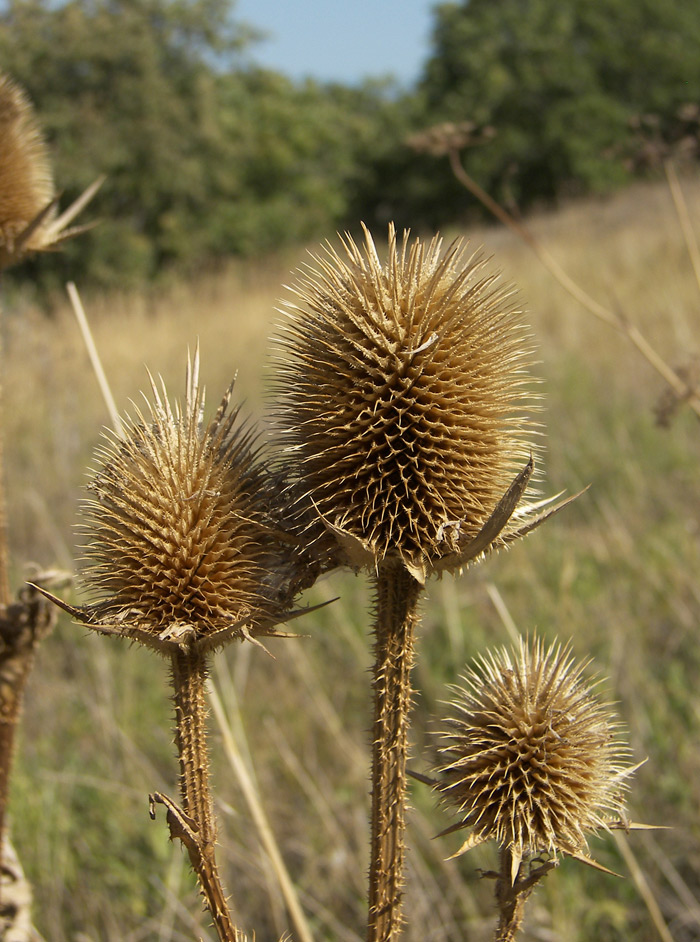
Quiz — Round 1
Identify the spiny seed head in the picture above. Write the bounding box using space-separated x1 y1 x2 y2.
0 72 55 268
433 637 633 879
274 224 539 582
78 355 286 655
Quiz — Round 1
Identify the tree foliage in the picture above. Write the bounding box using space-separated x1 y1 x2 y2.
1 0 700 287
418 0 700 206
0 0 404 286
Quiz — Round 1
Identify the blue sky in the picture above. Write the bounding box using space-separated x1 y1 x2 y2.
233 0 438 87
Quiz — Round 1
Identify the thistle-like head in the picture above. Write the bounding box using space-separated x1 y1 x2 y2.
431 637 635 881
274 224 544 583
0 72 102 270
45 354 300 656
0 72 55 268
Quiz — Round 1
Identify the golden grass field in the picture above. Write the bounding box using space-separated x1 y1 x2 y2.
4 174 700 941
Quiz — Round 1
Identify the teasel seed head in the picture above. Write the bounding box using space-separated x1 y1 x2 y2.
432 637 635 882
54 353 296 656
0 72 55 267
274 224 545 584
0 72 102 270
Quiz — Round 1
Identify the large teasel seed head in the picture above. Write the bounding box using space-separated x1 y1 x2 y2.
274 224 540 583
432 637 634 881
0 72 54 267
74 354 287 655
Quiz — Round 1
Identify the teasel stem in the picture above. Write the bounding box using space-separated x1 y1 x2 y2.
493 846 551 942
0 586 53 908
367 561 422 942
166 647 243 942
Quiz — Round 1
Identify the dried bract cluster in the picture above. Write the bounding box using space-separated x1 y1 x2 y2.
0 72 102 270
275 224 542 583
62 357 289 655
433 637 634 880
0 72 55 268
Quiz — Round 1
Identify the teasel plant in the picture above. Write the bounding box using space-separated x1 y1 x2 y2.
34 350 321 942
415 636 648 942
273 223 575 941
0 71 101 919
0 71 103 272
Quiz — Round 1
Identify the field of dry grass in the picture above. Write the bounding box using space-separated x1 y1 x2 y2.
4 174 700 941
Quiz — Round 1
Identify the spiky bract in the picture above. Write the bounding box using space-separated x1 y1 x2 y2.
434 638 632 877
275 224 538 580
0 73 54 267
79 359 282 654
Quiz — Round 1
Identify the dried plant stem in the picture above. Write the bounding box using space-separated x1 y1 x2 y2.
612 832 675 942
66 282 123 438
0 588 53 910
664 161 700 301
493 848 551 942
208 675 316 942
0 439 9 613
367 562 422 942
160 648 243 942
446 148 700 420
0 341 11 857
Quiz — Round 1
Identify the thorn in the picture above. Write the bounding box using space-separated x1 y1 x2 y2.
241 624 274 657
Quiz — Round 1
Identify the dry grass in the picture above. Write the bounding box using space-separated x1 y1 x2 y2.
4 174 700 941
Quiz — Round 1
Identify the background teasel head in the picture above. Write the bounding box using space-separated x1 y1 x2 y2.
53 353 295 656
0 72 102 270
431 637 635 881
0 72 55 267
274 223 545 584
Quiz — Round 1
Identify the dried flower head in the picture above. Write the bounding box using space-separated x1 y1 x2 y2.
275 224 546 584
0 72 55 266
45 354 293 655
407 121 496 158
0 72 102 270
433 637 634 882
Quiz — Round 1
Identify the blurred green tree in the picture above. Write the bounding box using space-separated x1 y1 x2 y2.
0 0 403 287
415 0 700 208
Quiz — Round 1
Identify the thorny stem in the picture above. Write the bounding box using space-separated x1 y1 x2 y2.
0 299 12 885
367 561 422 942
493 847 553 942
446 147 700 420
168 648 244 942
0 433 9 612
0 325 10 611
0 585 54 905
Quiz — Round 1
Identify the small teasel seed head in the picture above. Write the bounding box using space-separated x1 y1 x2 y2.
78 356 285 653
274 223 539 580
433 637 634 876
0 72 55 267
